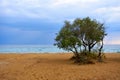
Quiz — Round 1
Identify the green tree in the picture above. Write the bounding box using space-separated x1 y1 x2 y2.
54 17 107 63
55 21 81 57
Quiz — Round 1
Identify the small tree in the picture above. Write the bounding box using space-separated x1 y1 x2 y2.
54 17 107 63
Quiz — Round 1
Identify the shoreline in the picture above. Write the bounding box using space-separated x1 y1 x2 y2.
0 53 120 80
0 44 120 53
0 52 120 54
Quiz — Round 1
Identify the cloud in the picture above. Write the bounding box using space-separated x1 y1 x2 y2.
0 0 102 20
94 6 120 23
104 32 120 44
0 0 120 44
0 0 51 19
50 0 99 8
1 0 120 23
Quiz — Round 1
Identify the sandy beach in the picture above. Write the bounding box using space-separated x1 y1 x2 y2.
0 53 120 80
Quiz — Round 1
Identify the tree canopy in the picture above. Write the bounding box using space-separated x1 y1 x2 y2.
54 17 107 63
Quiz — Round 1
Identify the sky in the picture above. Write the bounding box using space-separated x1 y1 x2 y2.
0 0 120 45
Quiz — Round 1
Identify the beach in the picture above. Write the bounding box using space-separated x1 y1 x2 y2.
0 53 120 80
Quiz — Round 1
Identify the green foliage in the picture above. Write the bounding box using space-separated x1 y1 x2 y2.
54 21 81 53
54 17 107 64
73 52 106 64
74 53 97 64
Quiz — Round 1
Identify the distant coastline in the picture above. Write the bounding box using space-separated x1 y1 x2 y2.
0 44 120 53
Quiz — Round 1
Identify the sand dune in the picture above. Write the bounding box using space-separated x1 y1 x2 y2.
0 53 120 80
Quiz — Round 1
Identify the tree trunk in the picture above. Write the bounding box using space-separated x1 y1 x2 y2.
98 40 103 57
98 40 104 62
83 44 87 55
88 45 91 53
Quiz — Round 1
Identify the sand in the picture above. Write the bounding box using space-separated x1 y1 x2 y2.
0 53 120 80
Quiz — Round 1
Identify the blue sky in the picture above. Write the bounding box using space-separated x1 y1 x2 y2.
0 0 120 45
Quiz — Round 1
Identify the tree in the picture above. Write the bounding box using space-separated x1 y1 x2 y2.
54 17 107 63
55 21 81 57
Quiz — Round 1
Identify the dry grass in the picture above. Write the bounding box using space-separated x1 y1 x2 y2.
0 53 120 80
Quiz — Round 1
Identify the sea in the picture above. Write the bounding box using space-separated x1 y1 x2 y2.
0 45 120 53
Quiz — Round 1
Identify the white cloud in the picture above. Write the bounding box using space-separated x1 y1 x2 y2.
0 0 100 19
104 38 120 45
0 0 120 23
93 6 120 23
0 0 49 18
104 32 120 44
49 0 99 8
1 0 120 23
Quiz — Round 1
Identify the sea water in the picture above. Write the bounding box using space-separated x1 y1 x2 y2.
0 45 120 53
0 45 65 53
